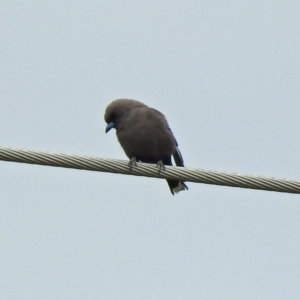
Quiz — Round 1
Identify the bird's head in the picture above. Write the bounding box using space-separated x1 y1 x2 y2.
104 99 146 133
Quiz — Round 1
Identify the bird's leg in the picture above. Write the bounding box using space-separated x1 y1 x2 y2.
128 157 137 170
156 160 166 174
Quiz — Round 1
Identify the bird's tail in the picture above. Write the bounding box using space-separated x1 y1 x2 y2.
167 180 188 195
166 145 188 195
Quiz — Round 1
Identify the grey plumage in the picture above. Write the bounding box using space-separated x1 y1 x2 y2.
104 98 188 195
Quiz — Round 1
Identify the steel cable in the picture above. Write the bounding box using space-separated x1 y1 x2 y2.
0 147 299 194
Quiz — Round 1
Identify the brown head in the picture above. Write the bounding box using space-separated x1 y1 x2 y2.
104 99 147 133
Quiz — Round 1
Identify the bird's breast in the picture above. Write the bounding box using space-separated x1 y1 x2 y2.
116 124 175 161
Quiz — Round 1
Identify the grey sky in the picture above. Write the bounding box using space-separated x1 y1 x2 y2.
0 1 300 299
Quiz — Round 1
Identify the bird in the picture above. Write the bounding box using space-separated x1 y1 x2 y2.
104 98 188 195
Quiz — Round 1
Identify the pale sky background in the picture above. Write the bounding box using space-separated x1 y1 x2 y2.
1 1 300 299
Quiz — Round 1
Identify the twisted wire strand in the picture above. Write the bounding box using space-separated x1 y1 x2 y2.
0 146 299 194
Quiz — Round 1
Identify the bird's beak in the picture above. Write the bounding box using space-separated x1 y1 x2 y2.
105 122 115 133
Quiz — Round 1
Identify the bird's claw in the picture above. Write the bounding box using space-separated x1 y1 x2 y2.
156 160 166 174
128 157 137 170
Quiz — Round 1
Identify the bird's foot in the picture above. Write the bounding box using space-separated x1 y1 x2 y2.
156 160 166 174
128 157 137 170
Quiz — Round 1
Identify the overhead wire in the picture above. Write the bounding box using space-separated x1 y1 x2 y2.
0 147 299 194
